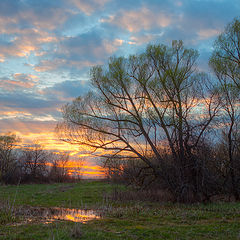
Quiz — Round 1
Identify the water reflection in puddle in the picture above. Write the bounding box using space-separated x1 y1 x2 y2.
14 207 101 225
44 208 100 223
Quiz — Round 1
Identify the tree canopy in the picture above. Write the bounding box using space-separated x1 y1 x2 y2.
209 17 240 200
58 40 221 202
210 17 240 89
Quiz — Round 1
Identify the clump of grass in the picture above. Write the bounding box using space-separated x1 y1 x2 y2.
104 187 174 203
101 203 151 219
0 197 20 225
0 208 16 225
71 223 83 239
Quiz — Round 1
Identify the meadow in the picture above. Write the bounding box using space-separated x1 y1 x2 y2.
0 181 240 240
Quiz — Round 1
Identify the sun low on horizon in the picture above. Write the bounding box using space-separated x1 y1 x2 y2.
0 0 239 178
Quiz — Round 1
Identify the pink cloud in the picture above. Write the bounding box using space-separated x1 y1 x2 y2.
70 0 110 15
101 7 171 32
129 33 157 45
0 27 58 60
197 28 220 40
0 73 39 91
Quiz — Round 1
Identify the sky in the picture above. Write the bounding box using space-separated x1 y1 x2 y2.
0 0 239 178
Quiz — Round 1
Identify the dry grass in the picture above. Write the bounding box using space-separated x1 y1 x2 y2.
104 187 174 203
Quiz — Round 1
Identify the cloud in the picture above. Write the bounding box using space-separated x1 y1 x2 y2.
34 31 123 72
197 28 220 40
41 80 91 101
69 0 110 15
0 26 57 61
34 59 96 72
0 0 72 60
177 0 240 43
0 119 56 134
0 78 91 123
0 73 39 91
0 0 70 32
0 91 54 110
129 33 161 45
57 32 121 58
101 7 172 32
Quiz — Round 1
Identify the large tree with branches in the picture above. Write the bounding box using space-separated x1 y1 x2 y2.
58 41 220 202
210 17 240 200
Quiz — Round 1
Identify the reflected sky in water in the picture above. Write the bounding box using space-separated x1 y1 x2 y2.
13 207 101 226
46 208 100 223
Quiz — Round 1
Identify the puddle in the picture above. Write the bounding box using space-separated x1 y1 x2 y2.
14 207 101 225
43 208 100 223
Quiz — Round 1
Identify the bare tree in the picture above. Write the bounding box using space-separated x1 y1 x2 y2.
0 133 20 183
58 41 220 202
49 152 70 182
73 159 83 181
20 142 49 181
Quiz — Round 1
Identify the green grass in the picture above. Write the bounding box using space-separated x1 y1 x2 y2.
0 181 240 239
0 209 16 225
0 180 116 208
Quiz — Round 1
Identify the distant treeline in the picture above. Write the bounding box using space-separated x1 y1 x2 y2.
0 134 82 184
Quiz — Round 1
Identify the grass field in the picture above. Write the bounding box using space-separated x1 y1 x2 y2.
0 181 240 239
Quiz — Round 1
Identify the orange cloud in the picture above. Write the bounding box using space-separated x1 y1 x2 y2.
0 73 40 91
0 80 34 90
46 159 104 177
0 17 58 59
